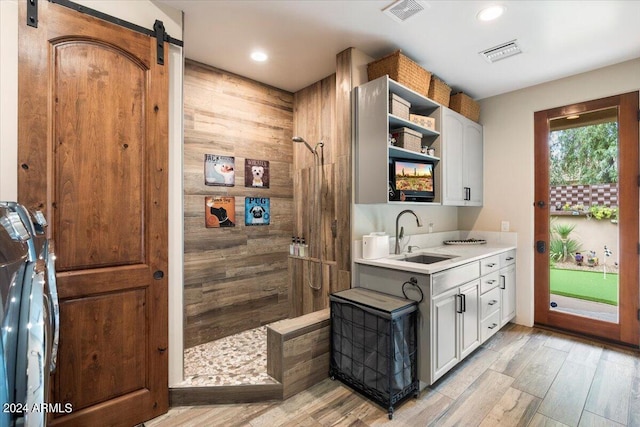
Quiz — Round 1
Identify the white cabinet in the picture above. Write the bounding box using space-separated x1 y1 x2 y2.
353 248 514 386
499 251 517 325
431 277 480 381
354 75 440 205
441 107 483 206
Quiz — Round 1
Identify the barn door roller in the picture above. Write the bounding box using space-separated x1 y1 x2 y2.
27 0 38 27
153 20 166 65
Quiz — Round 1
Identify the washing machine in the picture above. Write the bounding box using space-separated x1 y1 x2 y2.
0 203 58 427
0 205 31 427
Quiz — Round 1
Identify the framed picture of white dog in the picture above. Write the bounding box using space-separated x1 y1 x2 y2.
244 159 269 188
245 197 270 226
205 154 235 187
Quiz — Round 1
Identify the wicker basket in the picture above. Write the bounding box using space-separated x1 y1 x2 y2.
368 50 431 97
450 92 480 122
428 76 451 107
391 127 423 153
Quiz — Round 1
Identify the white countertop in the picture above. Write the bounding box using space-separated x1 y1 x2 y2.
353 230 517 275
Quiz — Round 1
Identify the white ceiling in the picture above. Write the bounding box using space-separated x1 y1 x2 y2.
159 0 640 99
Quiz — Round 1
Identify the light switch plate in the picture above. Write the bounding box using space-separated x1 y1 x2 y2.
501 220 510 232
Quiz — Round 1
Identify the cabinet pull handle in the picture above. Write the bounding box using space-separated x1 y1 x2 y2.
488 323 498 330
506 257 514 261
461 294 466 313
487 279 496 284
500 275 506 290
488 300 498 306
487 263 496 268
464 187 471 201
456 294 463 314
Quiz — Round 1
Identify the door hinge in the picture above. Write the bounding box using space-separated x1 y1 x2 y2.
637 309 640 321
27 0 38 28
637 109 640 122
153 20 166 66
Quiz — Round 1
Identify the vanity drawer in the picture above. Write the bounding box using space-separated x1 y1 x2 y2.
500 250 516 267
432 261 479 296
480 255 500 276
481 311 501 343
480 271 500 294
480 287 500 319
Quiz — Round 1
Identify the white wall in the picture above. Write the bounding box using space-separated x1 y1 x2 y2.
354 204 459 239
459 58 640 327
0 0 18 202
0 0 185 386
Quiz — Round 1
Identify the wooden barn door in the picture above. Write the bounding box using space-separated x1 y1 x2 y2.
18 1 169 425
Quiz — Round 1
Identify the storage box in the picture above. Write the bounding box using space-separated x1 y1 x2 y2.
428 76 451 107
389 93 411 120
450 92 480 122
368 50 431 97
409 113 435 131
391 127 422 153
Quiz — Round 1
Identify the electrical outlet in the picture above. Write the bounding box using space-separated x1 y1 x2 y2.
501 221 510 232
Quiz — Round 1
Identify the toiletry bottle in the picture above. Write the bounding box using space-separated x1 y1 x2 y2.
300 237 307 257
290 237 296 256
294 237 300 256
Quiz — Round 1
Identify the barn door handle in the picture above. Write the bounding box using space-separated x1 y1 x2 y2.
536 241 546 254
153 270 164 280
535 200 546 208
157 347 167 354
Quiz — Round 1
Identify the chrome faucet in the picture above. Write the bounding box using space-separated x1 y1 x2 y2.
395 209 423 254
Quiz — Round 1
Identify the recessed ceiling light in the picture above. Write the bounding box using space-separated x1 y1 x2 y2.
567 115 580 120
251 51 268 62
477 5 505 21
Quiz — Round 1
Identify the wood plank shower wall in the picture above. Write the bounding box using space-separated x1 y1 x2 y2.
289 48 354 316
183 60 294 348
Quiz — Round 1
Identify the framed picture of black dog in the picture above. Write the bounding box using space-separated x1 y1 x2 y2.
244 159 269 188
245 197 270 226
204 154 235 187
205 196 236 228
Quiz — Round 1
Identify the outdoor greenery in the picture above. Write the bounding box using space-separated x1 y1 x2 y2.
549 220 582 263
550 268 618 305
550 121 618 186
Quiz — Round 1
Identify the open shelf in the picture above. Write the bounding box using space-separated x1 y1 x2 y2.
389 146 439 162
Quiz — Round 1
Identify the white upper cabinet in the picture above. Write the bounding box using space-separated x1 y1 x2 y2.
354 75 440 205
354 76 484 207
441 107 483 206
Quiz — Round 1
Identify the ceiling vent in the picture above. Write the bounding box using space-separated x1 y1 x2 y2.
479 40 522 63
383 0 427 23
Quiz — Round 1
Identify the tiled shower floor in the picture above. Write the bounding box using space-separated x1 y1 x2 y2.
176 326 278 387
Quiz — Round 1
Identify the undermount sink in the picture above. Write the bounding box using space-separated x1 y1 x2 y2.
400 254 457 264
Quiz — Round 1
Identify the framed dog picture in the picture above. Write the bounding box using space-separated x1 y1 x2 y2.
205 196 236 228
244 159 269 188
245 197 270 226
204 154 235 187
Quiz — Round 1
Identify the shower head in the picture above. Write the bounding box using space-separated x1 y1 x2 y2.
292 136 317 155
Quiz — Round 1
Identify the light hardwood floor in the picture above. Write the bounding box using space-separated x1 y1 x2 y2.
147 324 640 427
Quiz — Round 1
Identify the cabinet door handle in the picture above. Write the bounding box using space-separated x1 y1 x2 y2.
487 263 496 268
488 300 498 306
456 294 463 314
464 187 471 201
487 279 496 284
500 275 506 290
461 294 466 313
506 257 514 261
488 323 498 330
